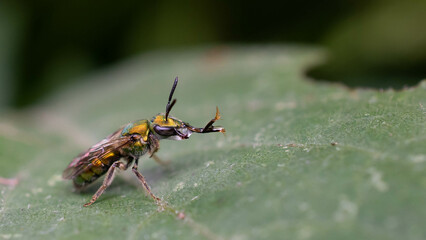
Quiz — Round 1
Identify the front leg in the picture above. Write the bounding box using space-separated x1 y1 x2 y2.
130 157 162 203
84 161 126 207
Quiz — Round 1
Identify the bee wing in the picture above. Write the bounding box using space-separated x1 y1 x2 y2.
62 134 132 179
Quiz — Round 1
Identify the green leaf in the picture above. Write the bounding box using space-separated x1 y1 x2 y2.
1 46 425 240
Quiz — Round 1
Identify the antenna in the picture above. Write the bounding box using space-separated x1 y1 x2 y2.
165 77 178 121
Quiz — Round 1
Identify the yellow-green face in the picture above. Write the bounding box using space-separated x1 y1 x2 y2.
150 114 192 140
151 114 185 128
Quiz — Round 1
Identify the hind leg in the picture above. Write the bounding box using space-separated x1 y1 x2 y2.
131 157 161 203
83 161 127 207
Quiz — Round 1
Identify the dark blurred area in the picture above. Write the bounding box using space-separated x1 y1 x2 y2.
1 0 425 108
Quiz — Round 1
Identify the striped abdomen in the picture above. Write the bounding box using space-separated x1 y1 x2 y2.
73 151 121 188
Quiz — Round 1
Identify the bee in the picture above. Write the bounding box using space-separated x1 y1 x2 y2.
63 77 225 207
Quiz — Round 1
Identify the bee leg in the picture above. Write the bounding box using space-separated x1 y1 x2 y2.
131 157 162 203
152 154 171 166
83 161 125 207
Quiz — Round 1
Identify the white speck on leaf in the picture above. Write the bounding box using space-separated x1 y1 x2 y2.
191 196 199 201
298 225 312 239
38 224 58 235
216 140 224 148
333 196 358 222
47 174 62 187
230 234 247 240
1 234 11 239
298 202 310 212
0 234 22 239
410 155 425 163
205 161 215 167
253 128 265 148
367 167 389 192
31 188 43 194
274 101 296 111
174 182 185 192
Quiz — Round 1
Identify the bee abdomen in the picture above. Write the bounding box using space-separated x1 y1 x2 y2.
73 152 120 189
73 166 107 189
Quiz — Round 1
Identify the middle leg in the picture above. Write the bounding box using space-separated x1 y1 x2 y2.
131 157 161 203
83 161 126 207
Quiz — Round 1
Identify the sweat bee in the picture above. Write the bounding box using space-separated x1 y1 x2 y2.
63 77 225 207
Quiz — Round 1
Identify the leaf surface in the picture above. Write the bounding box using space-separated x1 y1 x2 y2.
0 46 425 240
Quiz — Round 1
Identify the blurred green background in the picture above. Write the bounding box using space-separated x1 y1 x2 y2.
1 0 425 109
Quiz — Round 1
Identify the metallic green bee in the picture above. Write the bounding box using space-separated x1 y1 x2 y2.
63 77 225 207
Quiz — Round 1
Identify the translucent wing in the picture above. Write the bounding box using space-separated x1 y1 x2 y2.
62 129 131 179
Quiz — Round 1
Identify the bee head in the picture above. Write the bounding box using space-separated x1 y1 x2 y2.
150 77 225 140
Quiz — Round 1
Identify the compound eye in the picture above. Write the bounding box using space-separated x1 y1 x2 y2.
153 125 176 136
